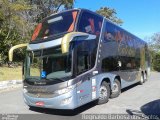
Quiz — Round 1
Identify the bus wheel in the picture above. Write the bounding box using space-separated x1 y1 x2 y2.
97 81 110 105
139 74 144 85
144 72 148 82
110 79 121 98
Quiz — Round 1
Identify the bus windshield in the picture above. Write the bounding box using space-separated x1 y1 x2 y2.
25 46 72 82
31 10 79 41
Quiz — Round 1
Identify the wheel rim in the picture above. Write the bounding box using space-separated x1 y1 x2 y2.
112 82 119 93
99 86 108 100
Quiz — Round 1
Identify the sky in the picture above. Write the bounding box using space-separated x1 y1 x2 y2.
74 0 160 41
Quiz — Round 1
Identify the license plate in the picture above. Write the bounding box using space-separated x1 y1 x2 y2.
35 101 44 106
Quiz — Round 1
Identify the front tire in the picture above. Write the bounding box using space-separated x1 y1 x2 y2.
97 81 110 105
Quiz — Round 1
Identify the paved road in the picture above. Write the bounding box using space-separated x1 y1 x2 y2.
0 72 160 120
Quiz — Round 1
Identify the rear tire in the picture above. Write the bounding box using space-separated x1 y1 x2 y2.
110 79 121 98
139 74 144 85
144 72 148 82
97 81 110 105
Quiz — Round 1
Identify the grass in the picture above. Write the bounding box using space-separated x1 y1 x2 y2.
0 66 22 81
0 66 40 81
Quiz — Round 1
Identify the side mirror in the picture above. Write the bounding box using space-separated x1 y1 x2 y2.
22 60 25 80
61 32 96 53
8 43 28 62
22 61 24 76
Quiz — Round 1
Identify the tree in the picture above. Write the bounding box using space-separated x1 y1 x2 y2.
29 0 74 22
152 52 160 72
0 0 32 62
96 7 123 25
147 32 160 71
148 32 160 51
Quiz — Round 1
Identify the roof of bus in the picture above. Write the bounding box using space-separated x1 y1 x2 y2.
43 8 103 21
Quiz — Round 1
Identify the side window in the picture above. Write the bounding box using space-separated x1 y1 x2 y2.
78 11 103 37
135 57 140 69
75 41 90 75
104 21 116 42
77 51 90 74
120 56 137 70
102 57 119 72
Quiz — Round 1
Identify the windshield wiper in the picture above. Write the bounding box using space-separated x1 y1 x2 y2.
46 77 65 82
26 77 40 81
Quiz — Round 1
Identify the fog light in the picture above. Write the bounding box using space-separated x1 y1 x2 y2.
61 97 72 105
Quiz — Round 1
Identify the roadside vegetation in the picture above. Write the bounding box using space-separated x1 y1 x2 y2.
0 66 22 81
0 64 40 81
148 33 160 71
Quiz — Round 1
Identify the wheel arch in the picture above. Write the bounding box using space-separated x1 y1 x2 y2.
101 78 111 86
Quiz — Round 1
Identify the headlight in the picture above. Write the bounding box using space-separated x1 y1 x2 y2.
61 97 72 105
55 86 74 95
23 88 28 93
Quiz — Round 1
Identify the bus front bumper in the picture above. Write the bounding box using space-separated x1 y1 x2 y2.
23 89 77 110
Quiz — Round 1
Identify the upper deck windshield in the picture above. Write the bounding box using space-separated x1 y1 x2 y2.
31 9 103 42
31 10 79 41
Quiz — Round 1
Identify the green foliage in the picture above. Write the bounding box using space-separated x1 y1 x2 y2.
148 33 160 71
148 33 160 51
96 7 123 25
0 0 31 62
0 0 75 63
29 0 75 22
152 52 160 72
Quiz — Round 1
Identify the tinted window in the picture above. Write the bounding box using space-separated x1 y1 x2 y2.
76 41 90 74
74 40 97 75
119 56 138 70
31 10 79 41
102 56 140 72
102 57 119 72
77 51 90 74
77 11 103 37
103 21 117 42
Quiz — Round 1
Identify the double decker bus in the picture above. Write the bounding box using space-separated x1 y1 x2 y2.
9 9 150 109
